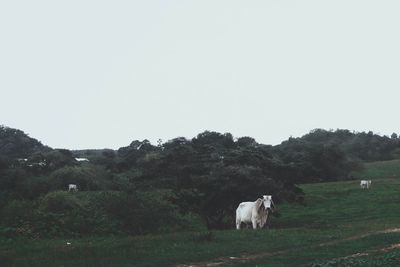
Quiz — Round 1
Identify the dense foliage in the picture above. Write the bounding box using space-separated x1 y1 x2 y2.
0 125 50 159
1 125 399 236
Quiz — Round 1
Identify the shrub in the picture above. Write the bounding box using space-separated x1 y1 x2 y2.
97 190 196 235
0 190 198 237
49 165 110 191
0 200 34 227
39 191 82 214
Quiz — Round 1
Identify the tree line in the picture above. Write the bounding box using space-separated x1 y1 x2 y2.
0 125 399 237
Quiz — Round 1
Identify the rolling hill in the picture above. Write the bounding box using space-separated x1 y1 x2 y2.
2 160 400 266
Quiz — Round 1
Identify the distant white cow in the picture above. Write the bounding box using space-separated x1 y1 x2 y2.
236 196 275 230
68 184 78 191
360 180 372 189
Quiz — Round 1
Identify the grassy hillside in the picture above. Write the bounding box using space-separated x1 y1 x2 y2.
351 159 400 180
2 160 400 266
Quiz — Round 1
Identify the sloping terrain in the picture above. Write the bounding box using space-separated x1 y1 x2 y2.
1 160 400 266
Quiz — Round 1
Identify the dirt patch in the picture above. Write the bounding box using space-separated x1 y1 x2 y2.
379 243 400 252
347 252 369 258
316 228 400 248
346 242 400 257
175 250 289 267
382 228 400 234
317 241 400 265
174 228 400 267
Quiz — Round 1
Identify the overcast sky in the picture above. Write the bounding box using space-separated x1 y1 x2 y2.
1 1 399 149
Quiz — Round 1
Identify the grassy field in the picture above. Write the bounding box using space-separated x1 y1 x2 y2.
2 160 400 266
351 159 400 180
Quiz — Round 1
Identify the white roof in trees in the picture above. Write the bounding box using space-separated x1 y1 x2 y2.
75 157 89 162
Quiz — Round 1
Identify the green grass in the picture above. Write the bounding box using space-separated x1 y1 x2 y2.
233 232 400 267
2 160 400 266
351 159 400 180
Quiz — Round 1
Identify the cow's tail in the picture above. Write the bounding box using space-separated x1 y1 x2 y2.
235 208 241 229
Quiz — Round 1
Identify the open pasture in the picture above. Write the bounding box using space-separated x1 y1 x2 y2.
2 161 400 266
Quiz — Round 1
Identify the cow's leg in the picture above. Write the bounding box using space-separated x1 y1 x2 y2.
252 220 257 229
236 220 241 230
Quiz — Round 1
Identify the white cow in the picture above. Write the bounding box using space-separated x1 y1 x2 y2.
68 184 78 192
360 180 372 189
236 196 275 230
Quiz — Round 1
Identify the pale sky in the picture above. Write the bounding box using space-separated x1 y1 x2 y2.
1 1 400 149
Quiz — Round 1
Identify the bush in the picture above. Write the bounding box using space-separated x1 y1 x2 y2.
39 191 82 214
0 190 200 237
34 191 92 236
0 200 34 228
49 165 111 191
97 190 198 235
0 200 35 237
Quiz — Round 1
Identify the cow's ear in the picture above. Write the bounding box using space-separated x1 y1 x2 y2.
256 199 263 208
258 201 265 211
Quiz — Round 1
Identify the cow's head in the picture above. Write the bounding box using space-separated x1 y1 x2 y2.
262 195 275 212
